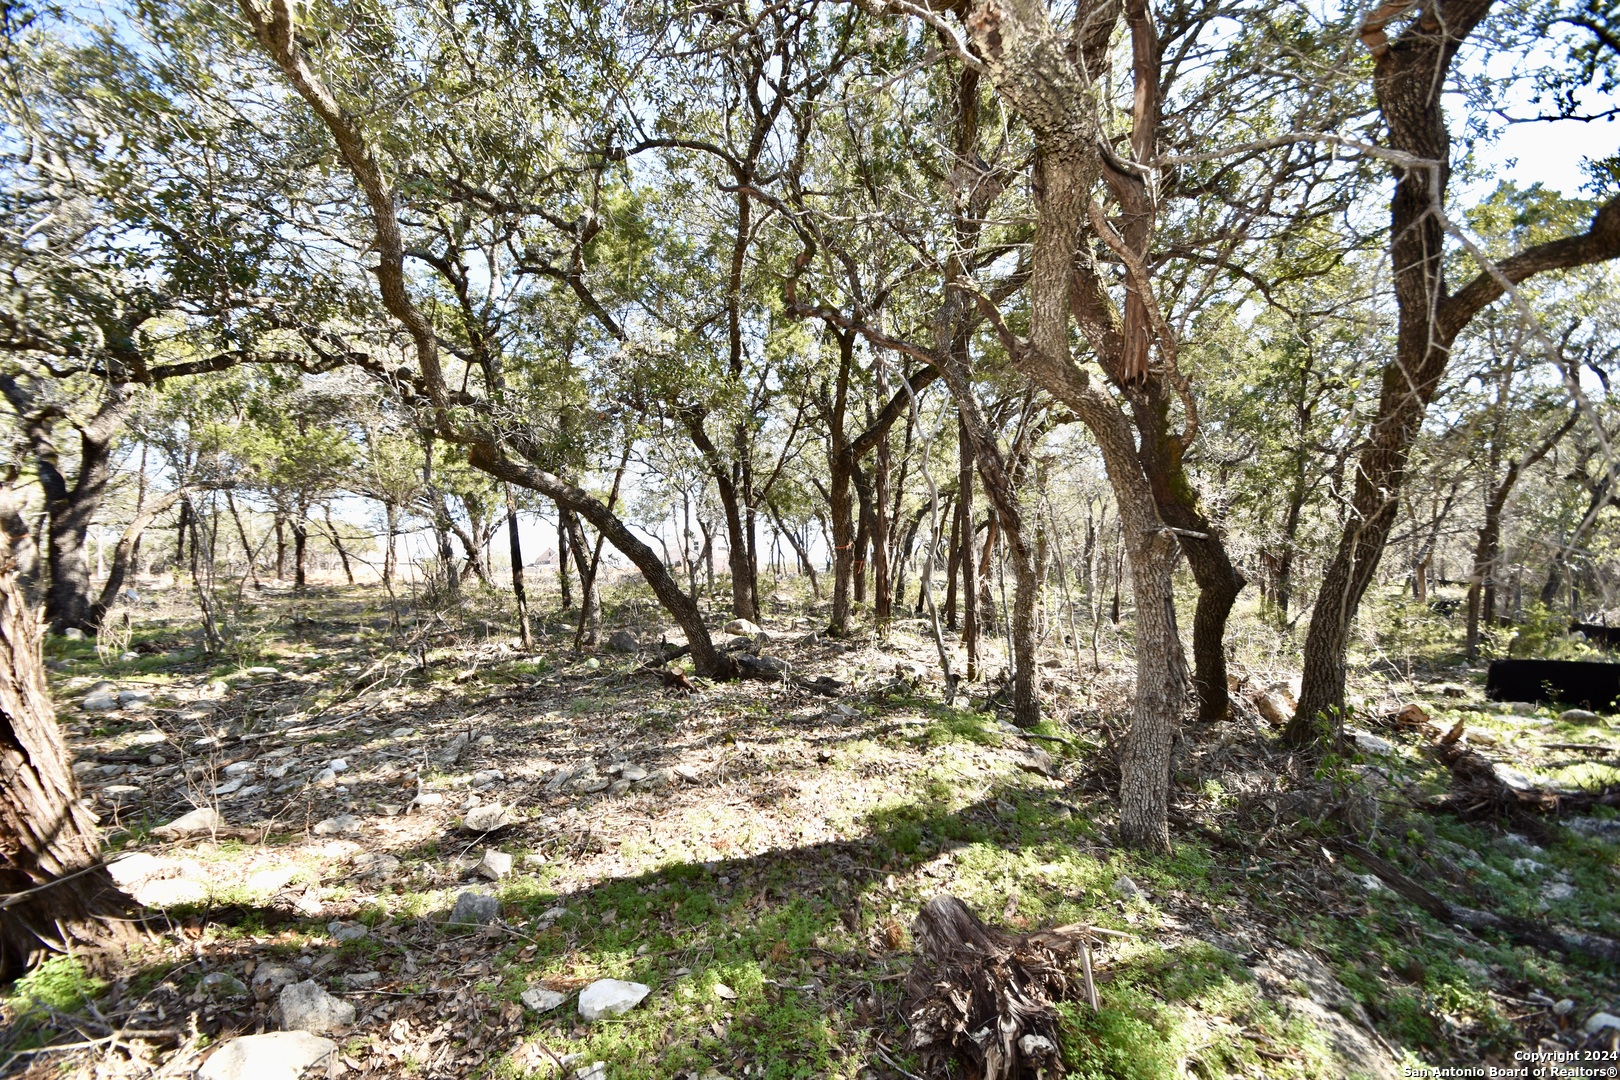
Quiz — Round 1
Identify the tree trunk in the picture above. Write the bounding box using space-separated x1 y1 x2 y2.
92 489 184 630
382 502 399 588
959 417 979 680
292 514 309 590
506 484 531 648
323 506 355 586
0 562 134 981
557 513 574 609
226 490 259 587
273 514 285 581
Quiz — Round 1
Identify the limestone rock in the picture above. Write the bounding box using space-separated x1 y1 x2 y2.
197 1031 336 1080
1585 1012 1620 1035
1347 729 1395 755
521 986 569 1013
276 980 355 1034
82 689 119 712
463 803 514 832
577 978 650 1021
200 971 248 997
449 890 500 925
312 814 361 836
152 806 223 838
607 630 639 653
1559 708 1603 724
476 849 513 880
723 618 762 636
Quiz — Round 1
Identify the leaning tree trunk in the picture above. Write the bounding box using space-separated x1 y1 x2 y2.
0 561 134 981
92 489 184 631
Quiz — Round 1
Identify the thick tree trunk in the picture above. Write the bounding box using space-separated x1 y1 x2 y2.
0 563 135 980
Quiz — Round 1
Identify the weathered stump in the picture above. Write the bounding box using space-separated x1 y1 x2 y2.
902 894 1097 1079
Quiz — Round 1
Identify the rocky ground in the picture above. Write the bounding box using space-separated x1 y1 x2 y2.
2 582 1617 1079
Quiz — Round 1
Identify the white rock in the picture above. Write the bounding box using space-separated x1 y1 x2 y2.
1112 874 1145 900
1541 881 1576 902
352 852 400 878
276 980 355 1034
327 920 368 942
82 690 119 712
1018 1033 1057 1057
577 978 650 1021
1585 1012 1620 1035
312 814 361 836
341 972 380 989
200 971 248 997
197 1031 336 1080
328 758 348 773
152 806 223 838
411 792 445 808
1354 874 1385 893
1510 857 1546 875
224 761 257 777
573 1064 607 1080
106 852 164 889
1559 709 1603 724
521 986 569 1013
723 618 762 636
62 627 85 641
1346 729 1395 755
463 803 513 832
476 849 513 880
118 689 153 706
619 765 648 783
212 778 244 796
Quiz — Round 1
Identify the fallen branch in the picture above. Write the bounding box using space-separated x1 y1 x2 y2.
1330 839 1620 964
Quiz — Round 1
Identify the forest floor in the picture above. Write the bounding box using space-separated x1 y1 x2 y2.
2 578 1618 1080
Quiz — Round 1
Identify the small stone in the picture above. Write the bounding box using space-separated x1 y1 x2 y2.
311 768 336 785
1554 998 1576 1016
342 971 380 989
118 689 153 706
449 890 500 925
673 763 702 782
1542 881 1576 902
1585 1012 1620 1035
224 761 256 777
620 765 648 783
573 775 610 794
197 1031 337 1080
713 982 737 1001
638 767 674 789
412 792 445 808
62 627 85 641
1347 729 1395 755
463 803 513 832
312 814 361 836
153 806 223 838
477 735 495 747
582 657 600 670
1019 1033 1057 1057
723 618 762 636
476 849 513 880
328 758 348 772
1354 874 1385 893
521 986 569 1013
577 978 651 1021
1113 874 1145 900
179 701 219 721
81 690 119 712
573 1064 607 1080
101 784 143 804
327 920 369 942
352 852 400 877
1501 701 1540 715
607 779 632 796
607 630 639 653
251 964 300 1000
435 733 470 767
523 853 548 868
1559 708 1603 724
389 726 416 738
276 980 355 1034
200 971 248 997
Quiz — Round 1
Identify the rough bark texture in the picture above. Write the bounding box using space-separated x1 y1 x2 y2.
0 561 134 981
902 894 1088 1080
1290 0 1620 746
966 0 1186 848
92 488 183 630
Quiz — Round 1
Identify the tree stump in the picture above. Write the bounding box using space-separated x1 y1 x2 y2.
903 894 1095 1079
0 560 134 981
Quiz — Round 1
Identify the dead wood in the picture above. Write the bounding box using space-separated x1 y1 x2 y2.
1330 839 1620 965
1426 737 1620 836
903 894 1103 1079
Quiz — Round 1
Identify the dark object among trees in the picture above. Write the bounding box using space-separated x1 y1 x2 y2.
0 560 134 981
1485 658 1620 709
1569 622 1620 649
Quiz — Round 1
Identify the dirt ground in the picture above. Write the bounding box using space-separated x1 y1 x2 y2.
3 579 1617 1079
